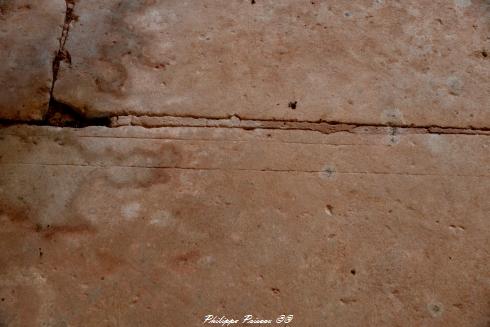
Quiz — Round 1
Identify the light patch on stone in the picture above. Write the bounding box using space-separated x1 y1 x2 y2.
320 165 336 179
428 302 444 317
407 6 421 17
121 202 141 220
317 4 333 21
131 8 177 32
149 209 175 227
454 0 472 8
381 108 404 125
178 174 203 196
325 204 333 216
446 76 463 96
426 134 446 154
164 95 191 106
198 255 215 266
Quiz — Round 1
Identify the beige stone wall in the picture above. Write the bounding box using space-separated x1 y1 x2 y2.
0 1 489 326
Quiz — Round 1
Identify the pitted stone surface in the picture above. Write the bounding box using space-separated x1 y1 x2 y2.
0 126 489 326
1 0 490 325
0 0 65 120
53 0 490 127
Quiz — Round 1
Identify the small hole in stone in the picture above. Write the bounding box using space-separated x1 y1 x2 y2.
322 167 335 178
271 287 280 294
1 298 4 302
350 269 356 275
251 0 256 4
325 204 333 216
481 50 488 58
288 101 297 109
430 304 441 313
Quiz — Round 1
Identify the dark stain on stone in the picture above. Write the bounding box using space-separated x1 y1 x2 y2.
37 85 51 96
288 101 297 109
172 250 200 265
452 303 463 309
1 199 95 240
40 223 95 240
153 63 166 69
0 1 14 16
170 249 201 273
1 202 32 229
340 297 357 304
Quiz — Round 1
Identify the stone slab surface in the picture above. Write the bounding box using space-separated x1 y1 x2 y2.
53 0 490 127
0 126 489 326
0 0 65 120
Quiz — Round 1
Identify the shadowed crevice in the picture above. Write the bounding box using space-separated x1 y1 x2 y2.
0 99 111 128
44 99 111 127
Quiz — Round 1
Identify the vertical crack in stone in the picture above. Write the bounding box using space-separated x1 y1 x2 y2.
44 0 108 127
48 0 77 110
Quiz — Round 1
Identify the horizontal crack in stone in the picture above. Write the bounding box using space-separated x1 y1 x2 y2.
1 111 490 136
108 115 490 136
1 98 489 136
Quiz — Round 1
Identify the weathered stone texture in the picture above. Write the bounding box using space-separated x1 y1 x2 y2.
0 126 489 326
1 0 489 326
0 0 65 120
53 0 490 127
